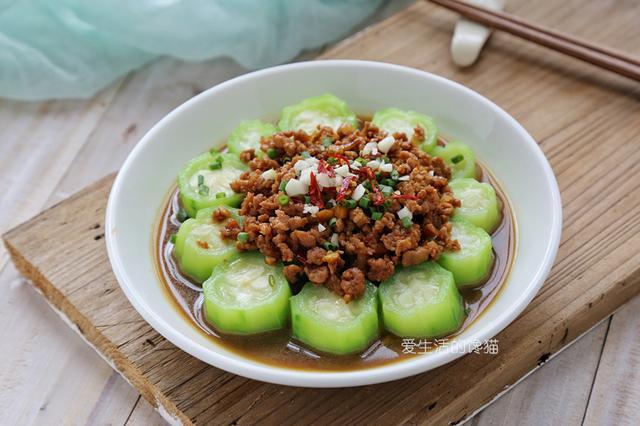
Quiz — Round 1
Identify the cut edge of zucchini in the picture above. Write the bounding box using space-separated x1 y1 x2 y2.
290 282 380 355
378 262 465 338
278 93 358 134
202 253 291 335
438 216 495 288
371 107 438 149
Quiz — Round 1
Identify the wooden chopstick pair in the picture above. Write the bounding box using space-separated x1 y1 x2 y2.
429 0 640 82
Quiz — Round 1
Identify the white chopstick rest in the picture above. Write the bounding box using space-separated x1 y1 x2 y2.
451 0 506 67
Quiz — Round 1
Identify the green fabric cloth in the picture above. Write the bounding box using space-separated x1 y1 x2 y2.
0 0 383 100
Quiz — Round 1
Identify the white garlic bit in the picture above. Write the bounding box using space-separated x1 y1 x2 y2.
351 184 366 201
379 163 393 173
260 169 276 180
377 136 396 154
285 178 308 196
303 204 320 215
367 160 381 169
362 141 379 156
397 206 413 220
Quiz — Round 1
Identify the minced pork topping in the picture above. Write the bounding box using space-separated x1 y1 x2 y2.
219 121 461 301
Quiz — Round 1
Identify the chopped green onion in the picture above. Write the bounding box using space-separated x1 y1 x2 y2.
401 217 412 228
381 178 396 188
301 151 311 159
216 192 226 199
278 194 290 205
380 185 394 196
375 172 382 180
169 233 177 244
322 242 338 251
371 211 383 221
362 181 372 191
359 196 371 208
197 174 204 186
208 161 222 170
327 157 337 165
304 195 311 204
267 148 279 159
342 199 357 209
383 199 393 208
279 179 288 191
237 232 249 243
176 209 188 222
451 154 464 164
390 170 400 180
322 137 333 147
329 218 337 227
198 185 210 196
356 157 367 166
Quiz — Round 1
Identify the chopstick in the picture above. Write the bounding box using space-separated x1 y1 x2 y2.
428 0 640 82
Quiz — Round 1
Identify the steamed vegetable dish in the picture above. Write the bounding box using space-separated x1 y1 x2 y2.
156 94 515 369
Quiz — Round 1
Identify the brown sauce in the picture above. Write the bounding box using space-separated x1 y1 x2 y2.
154 142 516 372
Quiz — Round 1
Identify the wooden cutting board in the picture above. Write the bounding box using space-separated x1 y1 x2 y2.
4 1 640 424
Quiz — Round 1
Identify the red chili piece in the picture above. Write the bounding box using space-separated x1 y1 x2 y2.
328 153 349 163
371 188 385 205
317 159 336 178
328 154 351 170
309 172 325 208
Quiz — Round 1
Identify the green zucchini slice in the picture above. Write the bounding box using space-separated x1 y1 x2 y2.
202 253 291 335
290 282 380 355
174 206 242 283
431 141 477 180
227 119 277 155
177 152 247 218
371 108 438 150
438 217 494 287
450 178 502 233
278 93 358 134
378 262 465 338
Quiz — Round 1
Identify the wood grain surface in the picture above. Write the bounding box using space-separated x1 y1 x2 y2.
2 0 640 424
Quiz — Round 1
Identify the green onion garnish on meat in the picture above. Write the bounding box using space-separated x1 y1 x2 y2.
278 194 290 205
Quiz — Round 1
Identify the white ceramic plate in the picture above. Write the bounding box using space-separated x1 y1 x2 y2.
106 60 562 387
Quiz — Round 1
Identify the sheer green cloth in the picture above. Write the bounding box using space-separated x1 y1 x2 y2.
0 0 382 100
